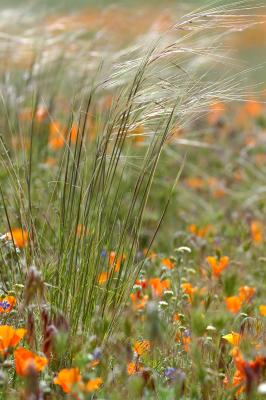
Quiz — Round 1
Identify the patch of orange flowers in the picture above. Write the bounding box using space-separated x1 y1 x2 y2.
188 224 213 238
148 278 170 297
54 367 103 394
225 285 255 314
229 347 266 395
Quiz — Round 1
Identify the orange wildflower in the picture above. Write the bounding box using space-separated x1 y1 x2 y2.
0 296 16 313
244 100 263 118
130 293 148 310
98 272 109 285
161 258 174 270
127 361 143 375
206 256 229 277
259 305 266 316
172 313 180 322
208 101 226 124
225 296 242 314
54 368 81 393
108 251 125 272
7 228 28 248
0 326 26 356
182 335 191 352
181 283 194 297
148 278 170 297
238 286 255 303
70 123 78 144
14 347 47 376
133 340 151 356
48 121 64 150
185 177 205 190
250 221 263 244
188 224 213 238
231 347 266 395
85 377 103 393
129 125 145 144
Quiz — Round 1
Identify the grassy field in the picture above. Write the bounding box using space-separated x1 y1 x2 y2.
0 1 265 399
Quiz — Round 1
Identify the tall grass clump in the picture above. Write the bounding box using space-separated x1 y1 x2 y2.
0 1 262 344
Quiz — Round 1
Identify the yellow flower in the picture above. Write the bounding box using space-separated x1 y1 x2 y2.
222 332 241 346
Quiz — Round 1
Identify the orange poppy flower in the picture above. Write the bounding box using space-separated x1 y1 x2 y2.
0 296 16 313
244 100 263 117
0 326 26 356
98 272 109 285
238 286 255 303
182 335 191 352
108 251 125 272
185 177 205 190
259 305 266 316
54 368 81 393
148 278 170 297
225 296 242 314
250 221 263 244
130 293 148 310
161 258 174 270
172 313 180 322
206 256 229 277
7 228 28 248
70 123 78 144
127 361 143 375
85 377 103 393
14 348 48 376
231 347 266 395
133 340 151 356
208 101 226 124
181 282 194 296
188 224 212 238
181 282 197 302
48 121 65 150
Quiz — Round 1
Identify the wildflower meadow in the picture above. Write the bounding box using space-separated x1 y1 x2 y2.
0 0 265 398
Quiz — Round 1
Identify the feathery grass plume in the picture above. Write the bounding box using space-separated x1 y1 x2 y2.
0 1 263 340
